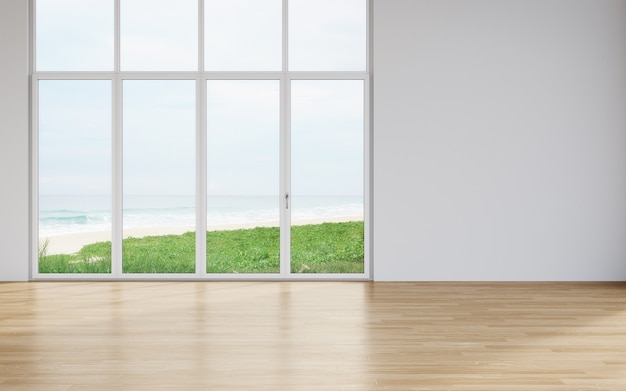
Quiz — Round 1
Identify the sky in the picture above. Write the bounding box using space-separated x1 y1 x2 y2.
36 0 366 198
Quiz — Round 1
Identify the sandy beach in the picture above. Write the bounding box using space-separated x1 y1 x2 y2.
40 216 363 255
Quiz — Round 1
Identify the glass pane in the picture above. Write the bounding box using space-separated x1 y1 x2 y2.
291 80 364 273
207 80 280 273
289 0 366 71
36 0 113 71
205 0 282 71
123 80 196 273
38 80 112 273
121 0 198 71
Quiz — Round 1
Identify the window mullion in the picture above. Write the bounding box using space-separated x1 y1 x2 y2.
280 0 290 277
197 1 206 276
198 0 204 72
112 75 123 277
31 0 37 72
280 74 291 277
30 76 40 278
196 76 207 276
114 0 120 72
112 0 121 277
367 0 371 74
364 76 372 278
283 0 288 73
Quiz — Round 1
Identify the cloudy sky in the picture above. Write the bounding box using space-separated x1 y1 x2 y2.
37 0 366 197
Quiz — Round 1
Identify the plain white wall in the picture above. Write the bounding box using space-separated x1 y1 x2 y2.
373 0 626 280
0 0 29 280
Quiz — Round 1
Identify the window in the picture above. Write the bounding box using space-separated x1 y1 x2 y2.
36 0 114 71
33 0 370 279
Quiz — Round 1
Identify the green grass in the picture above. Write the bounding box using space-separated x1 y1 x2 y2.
291 221 364 273
207 225 280 273
38 221 364 274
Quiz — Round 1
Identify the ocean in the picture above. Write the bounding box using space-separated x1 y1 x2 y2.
39 195 363 237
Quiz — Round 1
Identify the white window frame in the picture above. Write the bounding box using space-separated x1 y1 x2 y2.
30 0 372 280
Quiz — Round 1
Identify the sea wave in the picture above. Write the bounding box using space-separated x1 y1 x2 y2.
40 214 110 225
39 211 112 236
39 195 363 236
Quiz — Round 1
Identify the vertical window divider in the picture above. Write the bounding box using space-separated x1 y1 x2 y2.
30 0 37 73
198 0 204 73
280 74 291 277
282 0 288 73
196 0 206 276
280 0 290 277
29 0 38 279
30 77 39 279
366 0 371 74
112 75 123 278
111 0 122 277
363 76 372 279
114 0 120 72
196 76 207 276
366 0 373 279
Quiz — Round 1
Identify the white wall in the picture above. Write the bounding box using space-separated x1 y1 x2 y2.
0 0 29 280
373 0 626 280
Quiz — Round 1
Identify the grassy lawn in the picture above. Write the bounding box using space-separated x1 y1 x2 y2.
39 221 364 274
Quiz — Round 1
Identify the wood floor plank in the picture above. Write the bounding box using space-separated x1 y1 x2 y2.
1 281 626 390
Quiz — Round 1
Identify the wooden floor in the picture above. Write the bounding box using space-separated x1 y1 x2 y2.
1 282 626 390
